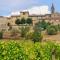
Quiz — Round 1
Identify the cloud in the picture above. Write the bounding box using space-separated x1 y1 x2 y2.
24 5 50 15
11 11 20 16
10 5 50 16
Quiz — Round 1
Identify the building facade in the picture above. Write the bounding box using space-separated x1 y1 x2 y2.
0 4 60 30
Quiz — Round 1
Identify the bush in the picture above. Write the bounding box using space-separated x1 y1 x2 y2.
20 27 30 38
25 32 35 40
57 24 60 31
0 32 3 39
32 31 43 43
47 25 58 35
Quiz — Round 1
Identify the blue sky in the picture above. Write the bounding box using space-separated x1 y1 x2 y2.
0 0 60 16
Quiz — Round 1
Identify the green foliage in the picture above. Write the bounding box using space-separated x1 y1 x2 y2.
55 44 60 60
47 25 58 35
57 24 60 31
0 40 60 60
20 18 26 24
0 41 29 60
26 18 32 24
32 31 43 43
0 32 3 39
20 27 30 38
15 18 32 25
25 32 33 39
35 20 51 31
15 19 21 25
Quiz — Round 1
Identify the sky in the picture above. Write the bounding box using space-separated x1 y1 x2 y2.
0 0 60 16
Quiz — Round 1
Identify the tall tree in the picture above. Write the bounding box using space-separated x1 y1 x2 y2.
15 19 20 25
20 18 26 24
26 18 32 24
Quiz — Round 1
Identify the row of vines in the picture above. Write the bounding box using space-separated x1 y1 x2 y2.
0 40 60 60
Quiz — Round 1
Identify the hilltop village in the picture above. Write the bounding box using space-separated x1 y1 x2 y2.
0 4 60 31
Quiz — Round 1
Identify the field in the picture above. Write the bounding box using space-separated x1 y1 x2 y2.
0 40 60 60
43 31 60 43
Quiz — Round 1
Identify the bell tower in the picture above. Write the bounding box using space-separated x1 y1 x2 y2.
51 3 55 14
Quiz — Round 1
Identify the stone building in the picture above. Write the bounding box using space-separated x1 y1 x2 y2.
0 3 60 30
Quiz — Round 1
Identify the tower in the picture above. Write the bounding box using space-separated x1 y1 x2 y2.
51 3 55 14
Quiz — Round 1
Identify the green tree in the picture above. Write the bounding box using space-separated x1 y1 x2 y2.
15 19 21 25
32 31 43 43
20 18 26 24
35 20 51 30
26 18 32 25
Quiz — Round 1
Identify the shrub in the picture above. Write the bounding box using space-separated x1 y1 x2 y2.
20 27 30 38
25 32 33 39
57 24 60 31
47 25 58 35
0 32 3 39
32 31 43 43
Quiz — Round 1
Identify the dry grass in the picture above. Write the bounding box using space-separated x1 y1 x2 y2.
43 31 60 43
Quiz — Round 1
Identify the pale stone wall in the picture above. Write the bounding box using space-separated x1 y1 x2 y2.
0 12 60 31
0 17 9 31
20 11 29 19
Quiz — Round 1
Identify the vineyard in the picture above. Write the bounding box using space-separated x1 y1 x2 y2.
0 40 60 60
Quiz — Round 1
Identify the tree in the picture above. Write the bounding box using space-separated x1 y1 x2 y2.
20 18 26 24
47 25 58 35
26 18 32 24
32 31 43 43
34 22 42 32
15 19 20 25
35 20 51 31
